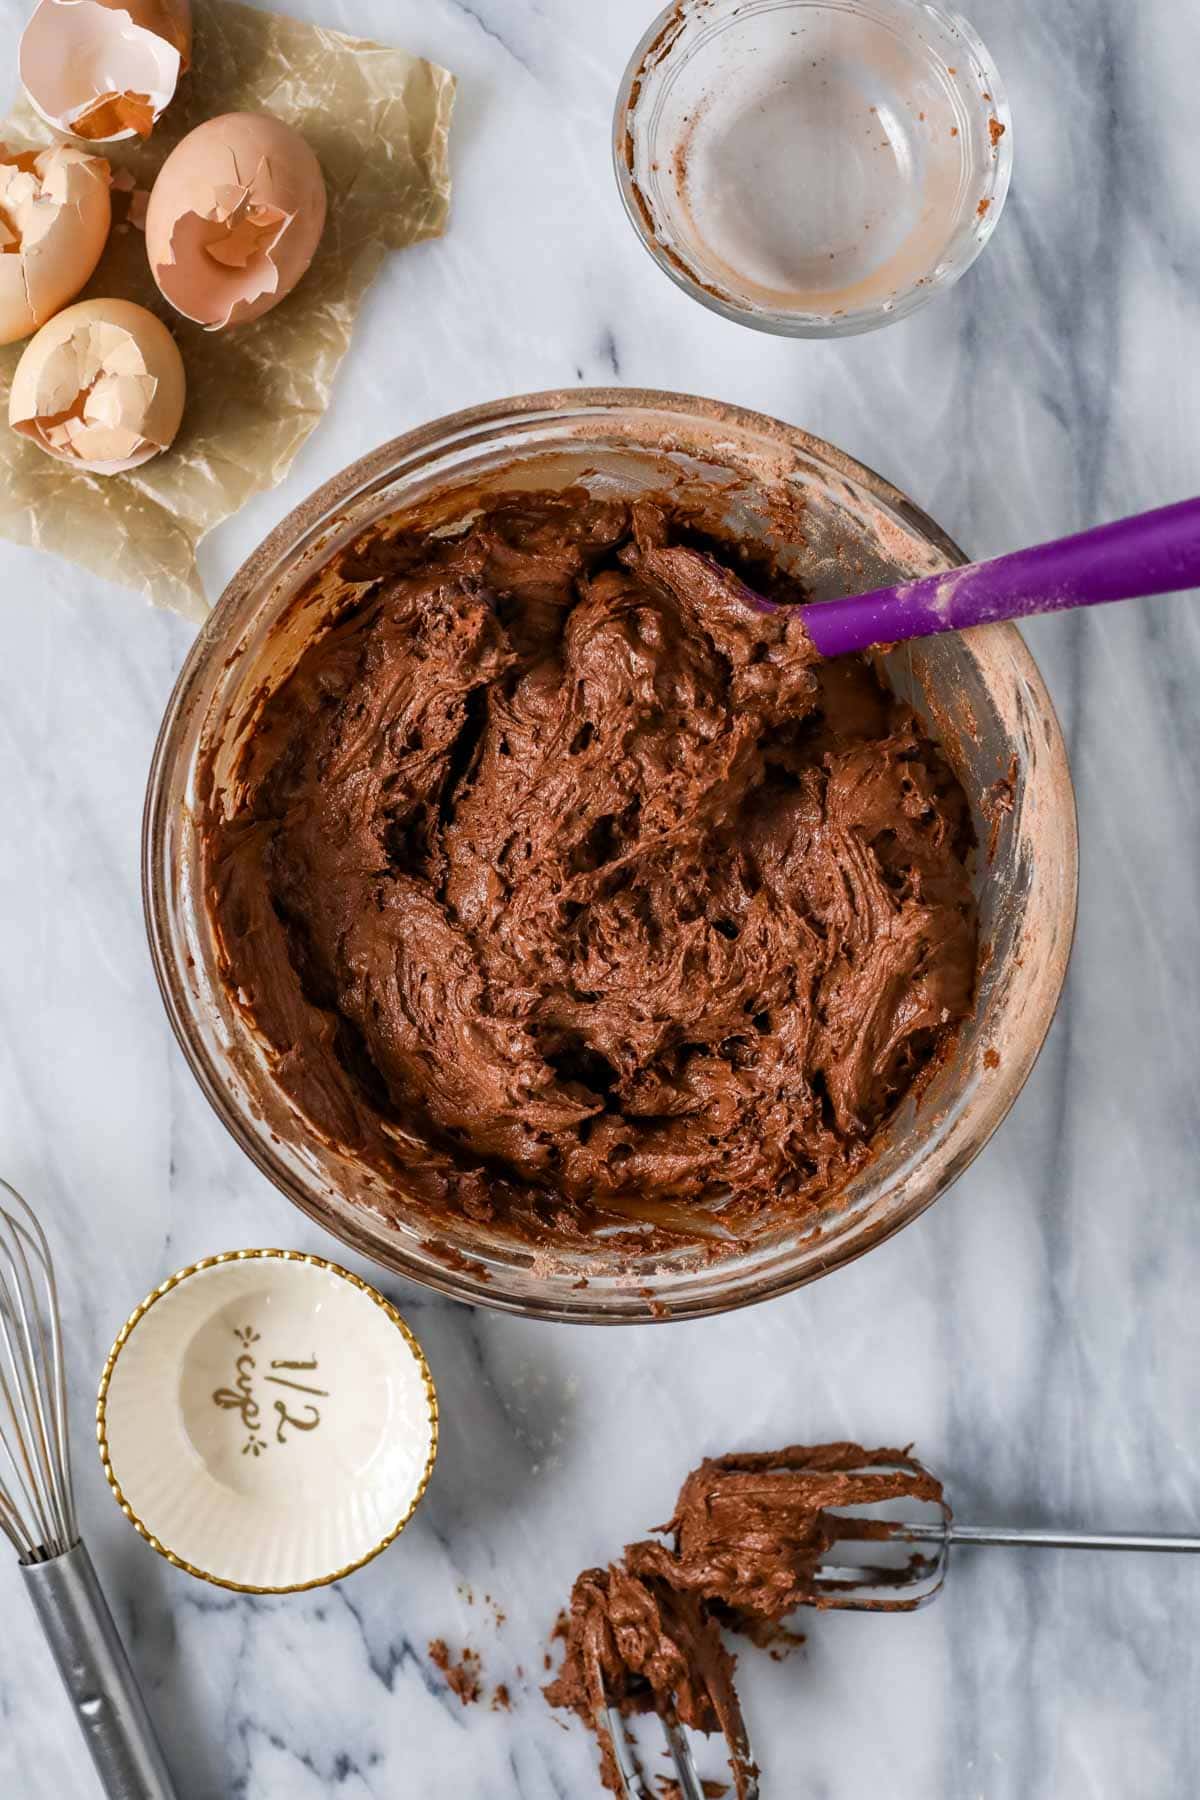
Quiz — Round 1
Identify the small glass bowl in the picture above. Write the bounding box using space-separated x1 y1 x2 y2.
615 0 1013 337
143 390 1075 1325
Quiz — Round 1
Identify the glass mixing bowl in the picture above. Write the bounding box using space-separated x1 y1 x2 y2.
144 390 1076 1324
615 0 1014 337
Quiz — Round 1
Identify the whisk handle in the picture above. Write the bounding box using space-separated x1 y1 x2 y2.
21 1540 178 1800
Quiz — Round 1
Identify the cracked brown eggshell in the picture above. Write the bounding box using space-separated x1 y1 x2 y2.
145 112 327 330
10 296 186 475
0 143 112 345
20 0 191 144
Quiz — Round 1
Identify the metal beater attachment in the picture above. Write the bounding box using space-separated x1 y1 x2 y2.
595 1685 759 1800
802 1459 1200 1612
0 1178 178 1800
586 1449 1200 1796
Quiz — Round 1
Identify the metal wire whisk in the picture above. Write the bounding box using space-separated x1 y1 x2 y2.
0 1179 77 1561
0 1179 178 1799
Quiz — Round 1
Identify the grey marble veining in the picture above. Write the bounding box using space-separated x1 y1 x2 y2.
1 0 1199 1794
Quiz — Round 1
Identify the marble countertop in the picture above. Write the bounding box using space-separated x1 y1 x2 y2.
3 0 1199 1795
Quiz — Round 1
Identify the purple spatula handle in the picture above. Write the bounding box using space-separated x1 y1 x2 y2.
799 496 1200 658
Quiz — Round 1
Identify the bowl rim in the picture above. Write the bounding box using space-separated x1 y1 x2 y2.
612 0 1015 339
95 1248 439 1593
142 387 1079 1325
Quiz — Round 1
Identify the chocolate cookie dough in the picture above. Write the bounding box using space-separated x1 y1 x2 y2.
207 490 976 1241
545 1444 945 1796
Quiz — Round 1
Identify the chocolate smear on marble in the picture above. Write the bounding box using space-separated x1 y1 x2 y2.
428 1639 481 1706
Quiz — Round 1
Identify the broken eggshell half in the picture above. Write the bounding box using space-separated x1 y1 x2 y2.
10 296 186 475
0 142 112 345
146 112 327 330
20 0 191 145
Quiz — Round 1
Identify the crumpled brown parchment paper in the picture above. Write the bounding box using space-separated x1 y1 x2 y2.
0 0 454 617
